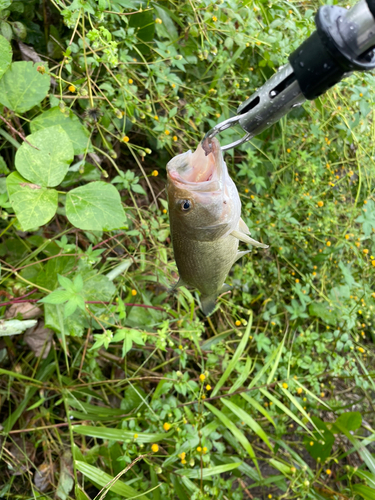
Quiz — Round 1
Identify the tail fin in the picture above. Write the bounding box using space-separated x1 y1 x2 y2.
200 294 217 316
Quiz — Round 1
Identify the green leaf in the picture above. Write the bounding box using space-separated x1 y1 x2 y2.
230 356 253 394
39 289 71 305
205 402 260 473
308 302 337 326
0 319 37 336
7 171 58 231
175 462 242 479
30 107 91 155
221 398 273 450
352 484 375 500
211 312 252 397
73 425 173 443
75 461 150 500
334 411 362 432
241 394 276 427
303 417 335 463
0 34 12 81
66 181 126 230
0 61 50 113
15 126 74 187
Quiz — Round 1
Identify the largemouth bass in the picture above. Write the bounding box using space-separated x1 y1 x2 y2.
167 137 268 315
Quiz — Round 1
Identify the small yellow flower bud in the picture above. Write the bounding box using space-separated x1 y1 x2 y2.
151 444 159 453
199 374 206 382
282 383 288 389
197 446 202 452
128 78 133 84
131 289 137 296
163 422 171 431
68 85 76 92
173 136 178 141
133 433 138 439
152 170 158 177
206 384 212 391
122 136 130 143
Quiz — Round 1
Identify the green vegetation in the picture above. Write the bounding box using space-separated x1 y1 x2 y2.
1 0 375 499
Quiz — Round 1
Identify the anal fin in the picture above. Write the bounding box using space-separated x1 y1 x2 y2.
234 249 251 263
238 217 251 235
168 278 185 294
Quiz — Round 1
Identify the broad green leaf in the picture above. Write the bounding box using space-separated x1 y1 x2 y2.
221 398 273 450
0 61 50 113
353 484 375 500
0 34 12 81
175 462 242 479
241 393 276 427
30 107 91 155
7 171 58 231
259 388 311 434
129 9 155 54
75 461 150 500
205 402 260 473
73 425 173 443
39 289 71 305
15 126 73 187
153 4 178 40
0 319 37 336
334 412 362 432
66 182 126 230
211 312 252 397
303 417 334 463
308 302 337 326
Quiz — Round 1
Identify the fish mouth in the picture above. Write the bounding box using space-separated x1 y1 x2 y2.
167 137 223 188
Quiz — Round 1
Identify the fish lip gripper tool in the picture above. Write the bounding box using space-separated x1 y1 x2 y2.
204 0 375 152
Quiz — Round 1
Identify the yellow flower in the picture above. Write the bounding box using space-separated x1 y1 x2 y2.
212 15 217 22
122 136 130 143
131 289 137 296
68 85 76 92
128 78 133 84
372 260 375 267
152 170 158 176
163 209 167 214
326 241 331 247
203 447 208 453
163 422 171 431
154 115 159 120
199 374 206 382
358 347 365 353
178 344 183 349
206 384 212 391
295 279 299 283
151 444 159 453
297 387 303 394
360 93 363 97
321 392 325 397
282 383 288 389
345 234 350 240
181 459 187 464
197 446 202 452
155 18 162 24
317 201 324 207
171 83 176 88
286 148 291 153
245 188 249 193
235 320 241 326
310 441 314 446
363 249 369 254
326 469 332 475
133 433 138 439
165 130 170 135
179 452 186 460
290 467 296 474
173 136 178 141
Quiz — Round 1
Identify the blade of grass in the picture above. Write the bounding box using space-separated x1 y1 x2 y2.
221 398 273 451
248 338 284 389
279 384 320 433
175 462 242 479
229 356 253 394
205 402 261 475
241 393 276 427
211 312 252 397
259 388 312 435
76 461 150 500
73 425 174 443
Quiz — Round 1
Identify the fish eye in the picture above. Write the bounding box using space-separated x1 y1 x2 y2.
180 199 192 211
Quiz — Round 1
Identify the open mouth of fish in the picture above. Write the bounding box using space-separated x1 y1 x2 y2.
167 137 222 188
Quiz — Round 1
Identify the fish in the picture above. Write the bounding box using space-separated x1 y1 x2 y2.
166 137 268 316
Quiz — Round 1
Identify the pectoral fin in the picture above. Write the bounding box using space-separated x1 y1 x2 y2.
168 278 185 293
234 250 251 263
238 217 251 235
230 229 269 248
220 283 232 293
